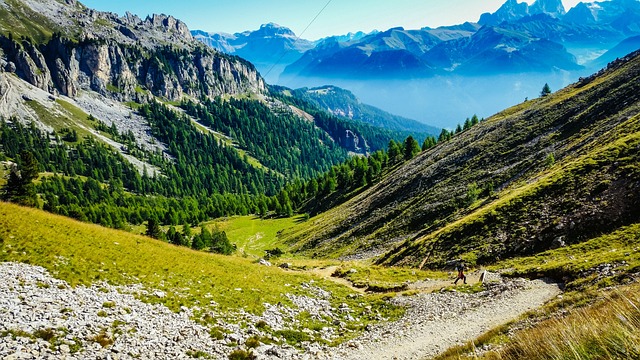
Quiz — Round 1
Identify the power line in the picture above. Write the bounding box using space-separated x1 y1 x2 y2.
263 0 333 80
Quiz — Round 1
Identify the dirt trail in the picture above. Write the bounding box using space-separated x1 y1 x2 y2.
308 265 367 293
326 278 561 360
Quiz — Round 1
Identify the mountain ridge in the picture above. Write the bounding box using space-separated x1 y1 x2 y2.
282 49 640 266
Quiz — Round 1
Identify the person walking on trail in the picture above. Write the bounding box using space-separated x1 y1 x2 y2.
454 261 467 285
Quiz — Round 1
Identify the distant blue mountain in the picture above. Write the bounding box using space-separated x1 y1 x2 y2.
192 25 376 83
192 23 315 83
278 0 639 79
589 35 640 68
290 85 441 135
478 0 566 26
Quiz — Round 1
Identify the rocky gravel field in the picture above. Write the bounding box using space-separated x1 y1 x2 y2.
0 262 561 359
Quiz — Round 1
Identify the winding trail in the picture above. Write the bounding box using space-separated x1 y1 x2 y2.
326 279 561 360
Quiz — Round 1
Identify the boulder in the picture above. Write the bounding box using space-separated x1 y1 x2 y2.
258 259 271 267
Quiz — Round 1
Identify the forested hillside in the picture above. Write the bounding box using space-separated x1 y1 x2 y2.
0 0 425 237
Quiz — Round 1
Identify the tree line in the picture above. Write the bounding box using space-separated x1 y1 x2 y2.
1 101 483 254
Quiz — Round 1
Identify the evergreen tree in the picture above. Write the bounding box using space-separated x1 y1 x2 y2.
200 226 213 248
403 136 421 161
540 83 552 97
3 151 39 206
388 139 402 164
422 136 437 151
463 118 472 131
438 129 452 143
210 227 234 255
146 218 163 239
168 225 185 246
191 234 206 250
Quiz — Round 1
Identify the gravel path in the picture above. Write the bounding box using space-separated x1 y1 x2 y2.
325 278 562 360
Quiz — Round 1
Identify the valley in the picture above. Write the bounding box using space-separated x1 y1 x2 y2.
1 0 639 359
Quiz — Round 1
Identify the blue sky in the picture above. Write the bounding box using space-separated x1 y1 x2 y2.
82 0 587 40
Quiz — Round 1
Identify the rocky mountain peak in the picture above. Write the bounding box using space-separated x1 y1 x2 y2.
530 0 566 17
478 0 530 25
255 23 297 38
144 14 192 40
0 0 266 103
479 0 566 25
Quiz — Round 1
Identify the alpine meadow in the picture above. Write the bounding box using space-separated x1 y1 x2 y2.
1 0 639 359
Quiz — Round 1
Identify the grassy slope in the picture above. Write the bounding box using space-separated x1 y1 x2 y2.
282 51 640 267
203 215 301 258
435 280 640 360
0 201 402 330
384 115 640 267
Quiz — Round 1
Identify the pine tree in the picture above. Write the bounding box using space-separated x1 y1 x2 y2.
422 136 436 151
540 83 552 97
463 118 472 131
403 136 421 161
146 218 163 239
210 227 234 255
3 151 39 206
438 129 452 143
387 139 402 164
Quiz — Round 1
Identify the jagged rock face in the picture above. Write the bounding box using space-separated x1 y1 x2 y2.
0 38 54 93
530 0 566 18
145 14 193 40
479 0 566 25
0 35 265 102
0 0 264 101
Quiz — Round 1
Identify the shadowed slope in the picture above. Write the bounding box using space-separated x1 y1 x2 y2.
283 50 640 267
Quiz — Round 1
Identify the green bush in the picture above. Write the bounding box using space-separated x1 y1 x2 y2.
228 349 256 360
274 329 311 345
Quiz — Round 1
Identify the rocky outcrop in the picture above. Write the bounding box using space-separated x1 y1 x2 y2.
145 14 193 40
0 33 265 102
0 0 264 102
0 37 55 94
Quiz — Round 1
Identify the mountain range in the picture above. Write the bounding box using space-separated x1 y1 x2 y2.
191 0 640 128
195 0 640 81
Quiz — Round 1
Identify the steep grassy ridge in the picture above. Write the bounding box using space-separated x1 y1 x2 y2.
0 0 65 42
283 51 640 265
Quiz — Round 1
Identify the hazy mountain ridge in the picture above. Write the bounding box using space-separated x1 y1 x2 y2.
190 0 640 128
192 23 315 83
284 85 441 135
192 25 385 84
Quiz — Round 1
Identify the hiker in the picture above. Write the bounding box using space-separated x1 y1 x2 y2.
454 260 467 285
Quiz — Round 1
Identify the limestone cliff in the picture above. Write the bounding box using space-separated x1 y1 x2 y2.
0 0 265 102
